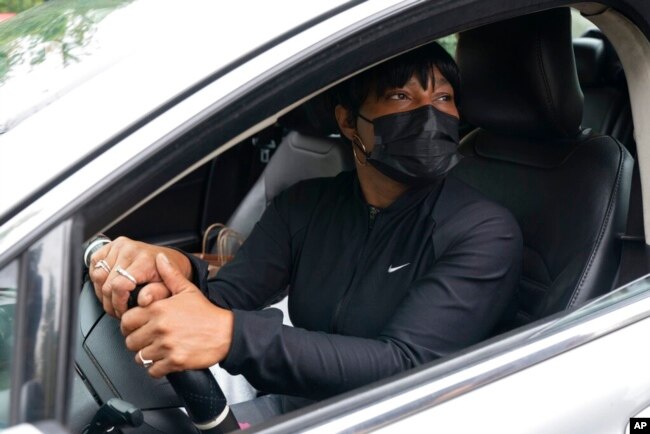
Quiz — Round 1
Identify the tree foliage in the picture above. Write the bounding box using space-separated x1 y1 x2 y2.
0 0 132 84
437 34 458 58
0 0 44 14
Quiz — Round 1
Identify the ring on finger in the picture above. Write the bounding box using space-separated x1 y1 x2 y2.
139 349 154 369
94 259 111 274
115 265 137 285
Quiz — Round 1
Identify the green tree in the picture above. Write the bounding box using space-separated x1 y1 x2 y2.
0 0 44 14
0 0 132 84
437 34 458 58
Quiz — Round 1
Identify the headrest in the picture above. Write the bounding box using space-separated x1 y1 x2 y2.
279 92 340 137
573 37 605 86
457 8 584 139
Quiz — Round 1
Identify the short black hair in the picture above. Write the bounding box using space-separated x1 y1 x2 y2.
335 42 460 127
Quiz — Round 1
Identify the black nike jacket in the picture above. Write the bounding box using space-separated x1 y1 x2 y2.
188 170 522 400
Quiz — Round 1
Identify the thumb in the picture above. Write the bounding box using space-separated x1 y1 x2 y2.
156 253 195 295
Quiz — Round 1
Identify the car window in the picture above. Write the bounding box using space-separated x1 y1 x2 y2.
0 259 18 428
437 33 457 57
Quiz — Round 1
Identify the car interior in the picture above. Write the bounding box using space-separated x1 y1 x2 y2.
60 5 646 434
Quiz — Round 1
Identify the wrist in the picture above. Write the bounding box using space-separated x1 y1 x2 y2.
221 309 234 360
210 306 234 364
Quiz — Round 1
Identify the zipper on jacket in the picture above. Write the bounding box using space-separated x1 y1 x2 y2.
368 206 379 230
330 206 380 333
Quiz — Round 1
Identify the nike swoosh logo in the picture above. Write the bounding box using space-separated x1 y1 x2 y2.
388 263 410 273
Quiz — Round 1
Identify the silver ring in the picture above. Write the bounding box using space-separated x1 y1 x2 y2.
115 265 137 285
139 350 154 369
94 259 111 274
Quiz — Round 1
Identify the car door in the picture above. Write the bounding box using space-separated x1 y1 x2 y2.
0 1 410 430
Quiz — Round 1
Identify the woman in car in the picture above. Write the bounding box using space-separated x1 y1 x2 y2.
89 41 522 420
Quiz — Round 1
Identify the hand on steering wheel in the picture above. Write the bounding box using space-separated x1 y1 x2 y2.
121 253 234 378
84 237 240 433
88 237 192 318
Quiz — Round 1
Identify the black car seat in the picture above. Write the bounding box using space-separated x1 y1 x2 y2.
453 7 633 331
573 30 635 154
572 30 645 286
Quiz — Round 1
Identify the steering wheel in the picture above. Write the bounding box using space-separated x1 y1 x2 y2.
127 286 239 433
126 286 240 434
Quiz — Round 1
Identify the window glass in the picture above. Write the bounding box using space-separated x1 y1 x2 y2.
0 0 135 136
0 259 18 428
0 0 134 87
437 33 458 57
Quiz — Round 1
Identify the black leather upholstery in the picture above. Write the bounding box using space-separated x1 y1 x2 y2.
574 34 635 154
459 8 583 140
574 37 606 86
454 8 633 330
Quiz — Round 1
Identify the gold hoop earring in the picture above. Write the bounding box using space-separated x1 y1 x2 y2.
352 134 368 166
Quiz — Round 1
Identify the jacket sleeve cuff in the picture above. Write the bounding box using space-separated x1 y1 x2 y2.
168 247 209 287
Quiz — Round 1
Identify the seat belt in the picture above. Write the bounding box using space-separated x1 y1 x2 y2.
616 160 650 287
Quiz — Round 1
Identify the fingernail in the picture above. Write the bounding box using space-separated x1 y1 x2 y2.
143 293 152 305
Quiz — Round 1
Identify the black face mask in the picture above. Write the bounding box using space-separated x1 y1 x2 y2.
356 105 461 185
